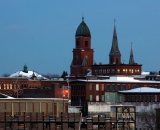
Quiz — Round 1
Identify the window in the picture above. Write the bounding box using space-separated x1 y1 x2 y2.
89 84 92 90
133 84 136 89
111 69 115 73
101 84 104 91
106 84 110 91
89 95 93 101
123 85 126 90
7 84 9 89
4 84 6 89
10 85 12 89
101 95 105 101
76 41 79 48
96 84 99 91
154 85 158 89
96 95 99 101
117 69 120 73
117 85 121 91
112 84 115 91
85 41 88 47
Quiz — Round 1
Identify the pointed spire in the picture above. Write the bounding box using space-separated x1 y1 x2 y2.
129 43 135 64
109 19 121 56
82 16 84 21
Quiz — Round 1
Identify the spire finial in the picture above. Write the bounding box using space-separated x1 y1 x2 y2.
131 42 133 48
82 12 84 21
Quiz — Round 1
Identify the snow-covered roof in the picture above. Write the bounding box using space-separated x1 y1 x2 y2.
119 87 160 93
141 71 150 75
74 76 160 84
9 71 48 80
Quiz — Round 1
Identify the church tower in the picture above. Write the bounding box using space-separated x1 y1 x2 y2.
109 20 121 64
70 17 94 76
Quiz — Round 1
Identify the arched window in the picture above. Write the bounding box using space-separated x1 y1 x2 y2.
85 41 88 47
116 58 119 64
110 58 113 64
76 41 79 48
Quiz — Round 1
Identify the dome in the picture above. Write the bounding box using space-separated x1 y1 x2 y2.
75 17 91 37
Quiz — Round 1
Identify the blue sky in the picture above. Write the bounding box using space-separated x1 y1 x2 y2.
0 1 160 75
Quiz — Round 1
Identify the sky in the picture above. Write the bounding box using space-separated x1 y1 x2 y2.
0 1 160 76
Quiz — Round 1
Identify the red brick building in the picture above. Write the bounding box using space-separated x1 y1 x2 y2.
70 18 141 77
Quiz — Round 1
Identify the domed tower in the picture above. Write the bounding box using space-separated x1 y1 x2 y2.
70 17 94 76
23 64 28 73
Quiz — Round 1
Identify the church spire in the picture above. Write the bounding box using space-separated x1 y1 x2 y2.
129 43 135 64
109 19 121 64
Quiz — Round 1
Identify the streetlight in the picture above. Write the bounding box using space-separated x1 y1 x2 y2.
66 78 69 100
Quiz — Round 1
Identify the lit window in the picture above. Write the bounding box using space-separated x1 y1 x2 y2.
101 84 104 91
96 95 99 101
10 84 12 89
132 69 134 73
7 84 9 89
123 69 125 72
117 69 120 73
96 84 99 91
126 69 128 73
4 84 6 89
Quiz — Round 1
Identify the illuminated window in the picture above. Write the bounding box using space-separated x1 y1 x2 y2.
132 69 134 73
14 84 16 89
96 84 99 91
123 69 125 72
10 84 12 89
126 69 128 73
117 69 120 73
96 95 99 101
4 84 6 89
7 84 9 89
0 84 1 89
101 84 104 91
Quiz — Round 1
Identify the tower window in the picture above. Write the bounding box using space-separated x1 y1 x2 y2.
85 41 88 47
76 41 79 48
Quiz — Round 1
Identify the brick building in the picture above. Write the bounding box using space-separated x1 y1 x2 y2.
70 18 142 77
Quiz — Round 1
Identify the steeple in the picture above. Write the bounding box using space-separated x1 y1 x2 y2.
109 19 121 64
129 43 135 65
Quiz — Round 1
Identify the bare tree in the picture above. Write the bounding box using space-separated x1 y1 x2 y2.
2 73 10 77
137 107 156 129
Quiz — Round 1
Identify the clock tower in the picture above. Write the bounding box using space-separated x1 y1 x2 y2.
70 17 94 76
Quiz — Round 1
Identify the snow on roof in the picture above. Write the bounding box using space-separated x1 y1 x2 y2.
141 71 150 75
75 76 160 83
9 71 48 80
119 87 160 93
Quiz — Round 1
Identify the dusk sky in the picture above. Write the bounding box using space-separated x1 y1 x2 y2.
0 1 160 76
